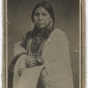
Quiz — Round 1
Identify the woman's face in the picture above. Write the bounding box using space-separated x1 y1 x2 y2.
33 7 52 28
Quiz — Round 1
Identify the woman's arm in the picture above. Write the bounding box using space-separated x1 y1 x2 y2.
14 41 26 57
14 31 33 57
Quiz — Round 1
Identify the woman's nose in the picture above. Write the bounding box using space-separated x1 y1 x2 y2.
38 15 43 21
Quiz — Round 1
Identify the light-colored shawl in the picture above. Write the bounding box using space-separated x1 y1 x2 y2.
42 28 74 88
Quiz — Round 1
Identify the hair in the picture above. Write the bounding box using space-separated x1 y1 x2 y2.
31 1 55 23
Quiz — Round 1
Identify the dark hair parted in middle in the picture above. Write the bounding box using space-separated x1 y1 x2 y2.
31 1 55 23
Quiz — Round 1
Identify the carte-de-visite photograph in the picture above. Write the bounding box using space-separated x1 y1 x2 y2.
3 0 85 88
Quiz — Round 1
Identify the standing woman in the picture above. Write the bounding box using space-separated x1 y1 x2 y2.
8 1 74 88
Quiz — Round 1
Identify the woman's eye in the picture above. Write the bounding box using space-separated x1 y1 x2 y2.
34 13 47 16
42 13 47 16
34 13 39 16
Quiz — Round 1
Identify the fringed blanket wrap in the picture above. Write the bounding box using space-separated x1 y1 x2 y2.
8 28 74 88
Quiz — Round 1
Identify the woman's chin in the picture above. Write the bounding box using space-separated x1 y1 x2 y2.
37 25 46 28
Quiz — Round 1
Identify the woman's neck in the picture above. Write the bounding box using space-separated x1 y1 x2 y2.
32 25 47 36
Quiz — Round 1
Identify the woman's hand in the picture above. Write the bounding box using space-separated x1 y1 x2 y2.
18 68 25 77
36 56 44 65
25 56 37 68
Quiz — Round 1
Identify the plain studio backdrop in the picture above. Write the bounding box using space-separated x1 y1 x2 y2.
7 0 79 88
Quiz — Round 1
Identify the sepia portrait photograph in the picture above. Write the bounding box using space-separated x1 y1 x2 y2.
3 0 85 88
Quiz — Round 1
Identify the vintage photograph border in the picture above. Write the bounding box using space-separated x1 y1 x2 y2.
2 0 86 88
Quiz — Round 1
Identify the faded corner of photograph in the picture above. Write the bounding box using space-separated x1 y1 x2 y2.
7 0 79 88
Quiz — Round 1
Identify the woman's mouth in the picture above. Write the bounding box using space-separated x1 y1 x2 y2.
37 23 44 26
36 23 45 28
